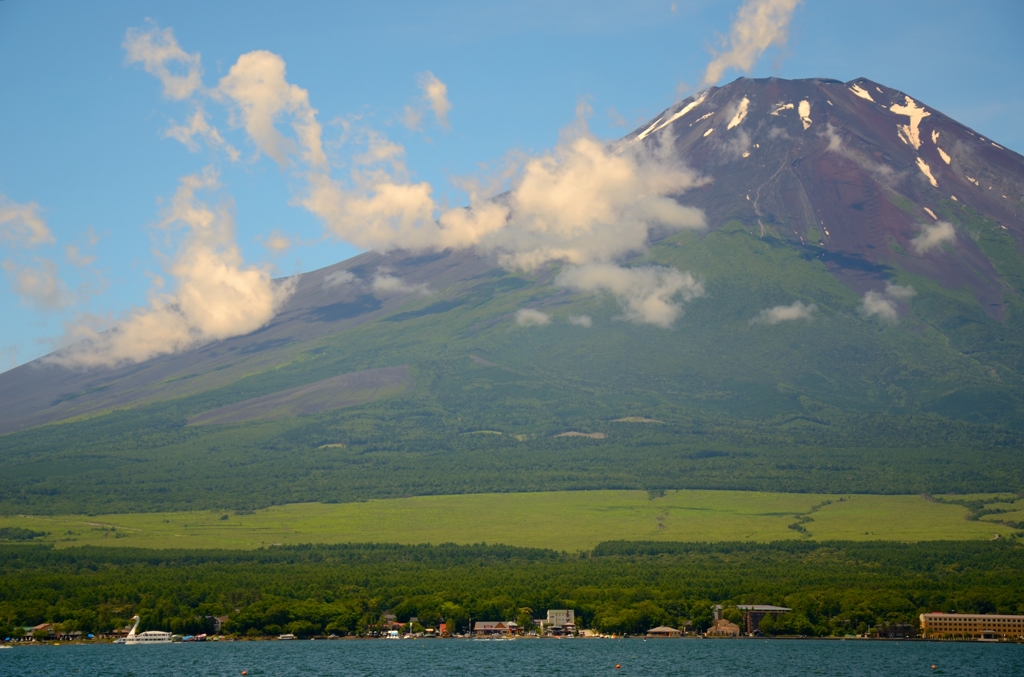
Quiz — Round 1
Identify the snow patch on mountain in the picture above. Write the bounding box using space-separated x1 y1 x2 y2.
849 84 874 102
727 97 750 129
798 100 812 130
937 147 951 165
636 91 708 141
890 96 930 149
636 117 663 142
916 157 938 187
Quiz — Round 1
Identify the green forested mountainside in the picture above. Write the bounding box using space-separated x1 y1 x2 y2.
1 540 1022 637
2 202 1024 514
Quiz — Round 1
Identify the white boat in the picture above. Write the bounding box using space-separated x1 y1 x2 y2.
278 633 297 640
125 616 172 645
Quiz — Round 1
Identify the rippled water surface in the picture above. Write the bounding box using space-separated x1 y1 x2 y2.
1 639 1020 677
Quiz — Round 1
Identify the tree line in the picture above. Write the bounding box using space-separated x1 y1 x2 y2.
2 539 1022 639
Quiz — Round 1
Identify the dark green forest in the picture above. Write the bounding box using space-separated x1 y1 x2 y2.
2 540 1023 638
3 395 1022 515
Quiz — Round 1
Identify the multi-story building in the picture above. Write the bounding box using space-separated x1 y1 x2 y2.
547 609 575 627
540 610 576 636
737 605 791 634
920 613 1024 639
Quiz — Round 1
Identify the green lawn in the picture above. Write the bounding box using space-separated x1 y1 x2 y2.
1 489 1014 551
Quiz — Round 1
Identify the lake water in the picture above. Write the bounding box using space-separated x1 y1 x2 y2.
0 638 1020 677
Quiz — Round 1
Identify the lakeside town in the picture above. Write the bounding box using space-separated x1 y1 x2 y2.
6 607 1024 645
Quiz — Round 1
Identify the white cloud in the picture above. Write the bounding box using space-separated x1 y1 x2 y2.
262 230 293 254
123 33 711 333
0 195 54 247
49 169 293 368
64 244 95 267
486 133 707 270
557 263 704 328
371 273 430 297
515 308 551 326
215 50 327 168
123 22 203 101
2 258 72 310
419 72 452 129
861 283 915 323
301 120 706 271
569 314 593 327
164 107 241 161
401 105 424 132
701 0 803 88
400 72 452 131
911 220 956 254
720 128 752 159
823 124 897 182
752 300 816 325
322 269 356 288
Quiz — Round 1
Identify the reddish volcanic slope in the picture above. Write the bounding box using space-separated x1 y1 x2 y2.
634 77 1024 319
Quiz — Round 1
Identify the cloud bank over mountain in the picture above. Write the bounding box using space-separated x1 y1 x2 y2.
36 0 815 367
50 170 291 368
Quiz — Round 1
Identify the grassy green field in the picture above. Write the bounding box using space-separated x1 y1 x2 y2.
1 489 1014 551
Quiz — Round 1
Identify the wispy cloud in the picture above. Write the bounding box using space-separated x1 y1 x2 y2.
371 272 430 297
419 72 452 129
515 308 551 326
403 71 453 131
701 0 803 88
861 283 915 323
911 221 956 254
751 300 816 325
0 195 54 247
823 124 898 183
215 50 327 168
322 269 356 289
164 107 241 161
2 258 73 310
123 21 203 100
569 314 593 327
557 263 704 328
1 196 77 312
261 230 294 254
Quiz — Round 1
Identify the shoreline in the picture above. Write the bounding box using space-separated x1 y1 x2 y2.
5 635 1022 646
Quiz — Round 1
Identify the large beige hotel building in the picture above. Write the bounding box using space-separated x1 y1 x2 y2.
920 613 1024 639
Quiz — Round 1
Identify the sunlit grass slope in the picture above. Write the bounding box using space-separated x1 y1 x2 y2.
1 490 1013 551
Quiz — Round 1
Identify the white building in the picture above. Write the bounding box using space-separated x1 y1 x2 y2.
546 610 575 627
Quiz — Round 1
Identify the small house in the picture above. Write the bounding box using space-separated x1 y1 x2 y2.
473 621 518 637
706 619 740 637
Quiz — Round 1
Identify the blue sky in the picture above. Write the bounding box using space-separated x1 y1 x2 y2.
1 0 1022 370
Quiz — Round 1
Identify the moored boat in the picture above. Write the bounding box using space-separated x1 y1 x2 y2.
124 616 172 645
